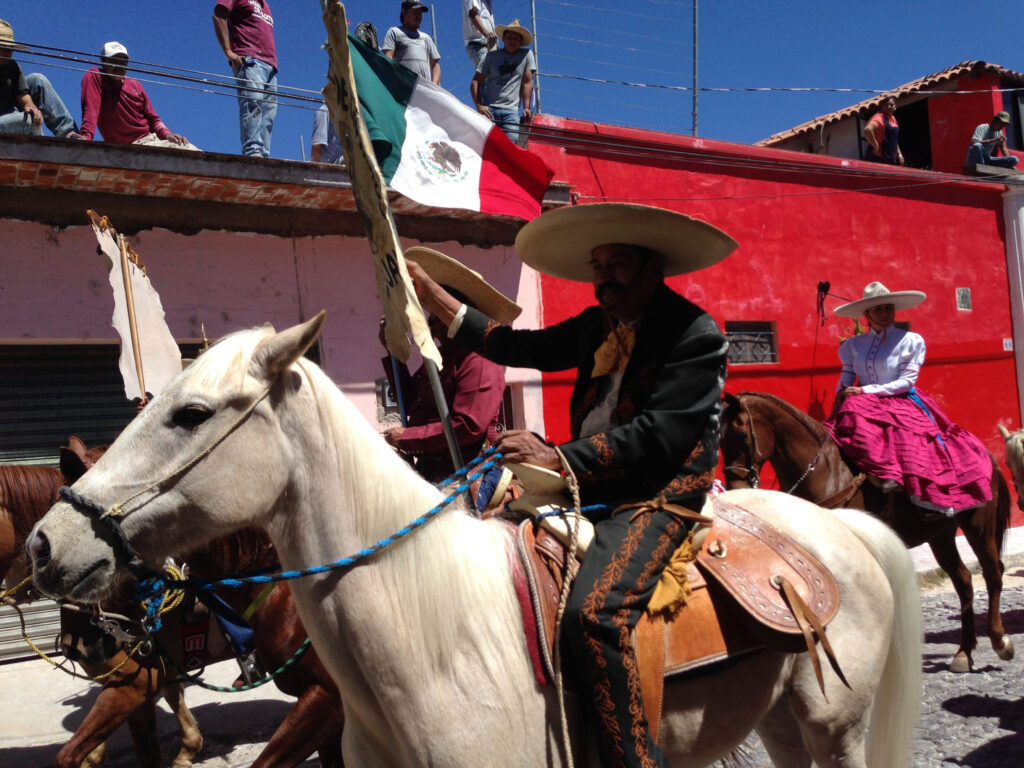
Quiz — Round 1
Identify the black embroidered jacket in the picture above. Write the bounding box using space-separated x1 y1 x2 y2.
455 283 727 510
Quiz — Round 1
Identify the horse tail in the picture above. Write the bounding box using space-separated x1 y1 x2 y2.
829 507 922 768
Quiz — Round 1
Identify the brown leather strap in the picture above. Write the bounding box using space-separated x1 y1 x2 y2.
777 577 850 699
816 473 867 510
613 494 715 526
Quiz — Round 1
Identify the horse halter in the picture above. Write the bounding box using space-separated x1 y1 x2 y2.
56 386 273 569
722 398 762 489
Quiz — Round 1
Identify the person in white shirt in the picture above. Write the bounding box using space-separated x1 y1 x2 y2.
826 281 993 516
463 0 496 69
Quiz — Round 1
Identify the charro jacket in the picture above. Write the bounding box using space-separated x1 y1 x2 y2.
455 283 727 511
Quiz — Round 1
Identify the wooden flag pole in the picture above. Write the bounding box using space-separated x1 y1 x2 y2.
321 0 464 482
118 234 148 408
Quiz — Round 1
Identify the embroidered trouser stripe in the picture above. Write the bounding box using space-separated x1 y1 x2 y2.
563 504 696 768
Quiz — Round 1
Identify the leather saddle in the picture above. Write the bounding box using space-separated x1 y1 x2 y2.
511 494 845 744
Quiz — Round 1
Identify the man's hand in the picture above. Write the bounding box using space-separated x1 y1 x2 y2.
476 104 493 120
485 30 498 47
226 51 244 68
521 108 533 123
383 426 405 447
842 386 862 396
25 103 43 128
167 133 190 146
494 430 561 471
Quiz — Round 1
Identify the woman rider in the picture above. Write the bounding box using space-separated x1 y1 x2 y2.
826 281 993 516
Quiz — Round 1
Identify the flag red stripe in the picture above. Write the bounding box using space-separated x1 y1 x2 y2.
478 128 555 220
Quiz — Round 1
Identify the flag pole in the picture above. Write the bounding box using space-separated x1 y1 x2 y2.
321 1 464 482
117 234 148 408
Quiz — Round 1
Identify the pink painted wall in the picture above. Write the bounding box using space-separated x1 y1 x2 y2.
0 220 540 426
529 116 1020 518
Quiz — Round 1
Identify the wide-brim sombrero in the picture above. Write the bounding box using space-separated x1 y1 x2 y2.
405 246 522 326
833 281 926 318
514 203 738 282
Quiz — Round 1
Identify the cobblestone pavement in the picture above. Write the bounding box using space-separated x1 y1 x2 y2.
3 564 1023 767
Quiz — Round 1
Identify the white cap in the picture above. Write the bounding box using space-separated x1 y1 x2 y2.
101 41 129 59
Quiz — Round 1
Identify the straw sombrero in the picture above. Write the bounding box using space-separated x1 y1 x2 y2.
405 246 522 325
514 203 738 282
495 19 533 46
833 281 926 318
0 20 25 50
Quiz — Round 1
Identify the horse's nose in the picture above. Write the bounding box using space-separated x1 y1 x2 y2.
26 530 51 572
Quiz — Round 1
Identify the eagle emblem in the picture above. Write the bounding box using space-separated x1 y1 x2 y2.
428 141 462 176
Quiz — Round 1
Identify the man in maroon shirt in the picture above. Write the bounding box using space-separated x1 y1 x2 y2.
80 42 196 149
213 0 277 157
379 246 519 486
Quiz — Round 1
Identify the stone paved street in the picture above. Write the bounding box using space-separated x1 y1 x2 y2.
2 550 1023 767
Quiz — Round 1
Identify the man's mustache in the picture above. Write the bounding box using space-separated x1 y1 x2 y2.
595 281 626 300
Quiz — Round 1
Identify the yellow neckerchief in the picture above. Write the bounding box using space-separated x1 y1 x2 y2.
591 320 637 378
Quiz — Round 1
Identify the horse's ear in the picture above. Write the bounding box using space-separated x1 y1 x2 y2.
722 391 739 409
250 311 327 381
65 435 87 458
999 424 1012 439
60 445 90 483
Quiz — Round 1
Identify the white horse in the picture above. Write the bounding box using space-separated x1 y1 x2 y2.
28 314 922 768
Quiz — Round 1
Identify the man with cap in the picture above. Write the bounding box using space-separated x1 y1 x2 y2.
966 111 1019 170
406 203 735 768
471 19 536 144
213 0 277 157
463 0 497 69
379 247 515 494
0 19 81 139
383 1 441 85
80 42 197 149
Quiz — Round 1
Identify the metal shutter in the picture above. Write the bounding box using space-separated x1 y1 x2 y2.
0 344 136 661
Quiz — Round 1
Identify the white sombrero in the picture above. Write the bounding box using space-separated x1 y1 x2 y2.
514 203 738 282
405 246 522 326
833 281 926 318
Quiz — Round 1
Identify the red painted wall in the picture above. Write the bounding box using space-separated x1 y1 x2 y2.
529 116 1021 519
928 73 1022 173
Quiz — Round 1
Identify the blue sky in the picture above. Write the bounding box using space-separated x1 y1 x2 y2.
4 1 1024 160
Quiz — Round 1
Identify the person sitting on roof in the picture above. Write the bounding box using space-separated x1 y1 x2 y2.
965 111 1018 170
80 42 198 150
0 19 82 139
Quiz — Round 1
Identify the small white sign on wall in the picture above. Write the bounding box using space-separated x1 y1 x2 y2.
1004 338 1014 351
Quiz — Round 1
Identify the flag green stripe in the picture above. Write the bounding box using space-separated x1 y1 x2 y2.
349 34 418 182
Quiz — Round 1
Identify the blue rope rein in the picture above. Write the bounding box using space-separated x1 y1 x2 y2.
137 449 502 633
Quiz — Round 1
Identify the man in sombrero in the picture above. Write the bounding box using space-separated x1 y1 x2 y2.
407 202 736 768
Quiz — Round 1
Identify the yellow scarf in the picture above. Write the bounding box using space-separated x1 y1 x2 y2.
591 323 636 378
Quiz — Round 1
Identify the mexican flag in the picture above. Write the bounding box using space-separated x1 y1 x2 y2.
348 34 553 220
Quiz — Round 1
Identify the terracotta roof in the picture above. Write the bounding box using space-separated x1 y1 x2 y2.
757 60 1024 146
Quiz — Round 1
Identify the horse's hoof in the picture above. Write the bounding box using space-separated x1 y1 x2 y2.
994 636 1015 661
950 652 972 673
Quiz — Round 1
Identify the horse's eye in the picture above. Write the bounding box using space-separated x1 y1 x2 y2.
173 404 213 428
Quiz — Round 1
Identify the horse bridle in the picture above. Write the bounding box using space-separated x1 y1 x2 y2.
56 386 273 569
721 397 763 489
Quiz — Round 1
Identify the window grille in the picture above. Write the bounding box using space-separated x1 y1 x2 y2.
725 322 778 365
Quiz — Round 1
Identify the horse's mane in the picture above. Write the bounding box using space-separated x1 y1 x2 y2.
0 464 63 543
293 354 529 695
740 391 830 439
1003 428 1024 471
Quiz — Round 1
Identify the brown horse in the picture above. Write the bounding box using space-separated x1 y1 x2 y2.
720 390 1014 673
2 440 344 767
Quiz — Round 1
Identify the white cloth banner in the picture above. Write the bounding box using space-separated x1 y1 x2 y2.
93 224 181 401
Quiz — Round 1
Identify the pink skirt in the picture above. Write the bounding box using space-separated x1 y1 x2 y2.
824 389 992 512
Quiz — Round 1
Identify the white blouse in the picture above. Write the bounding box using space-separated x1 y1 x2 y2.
837 326 925 396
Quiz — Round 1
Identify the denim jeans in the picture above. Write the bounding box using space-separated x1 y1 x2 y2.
966 142 1019 169
489 106 519 144
0 72 78 137
232 57 278 157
